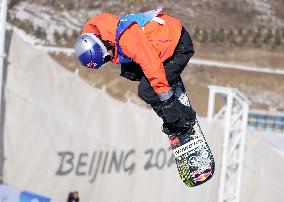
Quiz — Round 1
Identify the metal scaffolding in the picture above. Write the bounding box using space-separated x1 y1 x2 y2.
207 85 250 202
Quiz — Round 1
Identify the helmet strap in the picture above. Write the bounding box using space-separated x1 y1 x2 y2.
101 39 114 52
103 55 112 64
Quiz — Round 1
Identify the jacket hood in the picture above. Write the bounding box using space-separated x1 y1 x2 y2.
82 13 119 45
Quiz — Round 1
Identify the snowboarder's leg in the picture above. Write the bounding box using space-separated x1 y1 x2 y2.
138 27 214 187
138 78 196 136
139 27 194 128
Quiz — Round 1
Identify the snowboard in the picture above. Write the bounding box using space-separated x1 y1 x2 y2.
169 81 215 187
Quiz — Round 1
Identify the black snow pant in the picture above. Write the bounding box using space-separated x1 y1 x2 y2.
120 27 195 122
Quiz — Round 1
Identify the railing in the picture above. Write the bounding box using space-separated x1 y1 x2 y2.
248 110 284 133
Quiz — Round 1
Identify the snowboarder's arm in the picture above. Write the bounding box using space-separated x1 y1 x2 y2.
119 23 172 100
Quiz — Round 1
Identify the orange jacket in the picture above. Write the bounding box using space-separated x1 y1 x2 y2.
82 12 182 94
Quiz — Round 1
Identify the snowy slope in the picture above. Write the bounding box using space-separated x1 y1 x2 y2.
9 0 284 45
10 2 101 44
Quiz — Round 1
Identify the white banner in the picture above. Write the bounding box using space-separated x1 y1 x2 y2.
5 31 284 202
3 33 221 202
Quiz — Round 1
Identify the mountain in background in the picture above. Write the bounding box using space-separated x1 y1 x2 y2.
6 0 284 113
8 0 284 45
11 0 284 27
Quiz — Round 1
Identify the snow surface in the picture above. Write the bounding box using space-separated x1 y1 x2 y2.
255 132 284 156
190 59 284 76
247 0 273 15
12 2 101 44
11 0 284 46
8 24 43 45
246 0 284 26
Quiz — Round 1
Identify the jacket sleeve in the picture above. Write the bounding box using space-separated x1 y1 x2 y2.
118 24 172 99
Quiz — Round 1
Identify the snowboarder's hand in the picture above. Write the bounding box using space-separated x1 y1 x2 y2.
161 94 196 128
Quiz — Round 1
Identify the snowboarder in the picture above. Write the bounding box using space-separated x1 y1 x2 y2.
75 8 215 187
75 7 196 136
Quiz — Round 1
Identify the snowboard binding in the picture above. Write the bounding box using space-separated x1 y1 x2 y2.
164 80 215 187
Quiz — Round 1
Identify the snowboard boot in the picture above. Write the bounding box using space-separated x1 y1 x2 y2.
162 118 196 150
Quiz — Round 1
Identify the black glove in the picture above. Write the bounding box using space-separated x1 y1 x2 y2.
161 94 196 128
120 62 143 81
